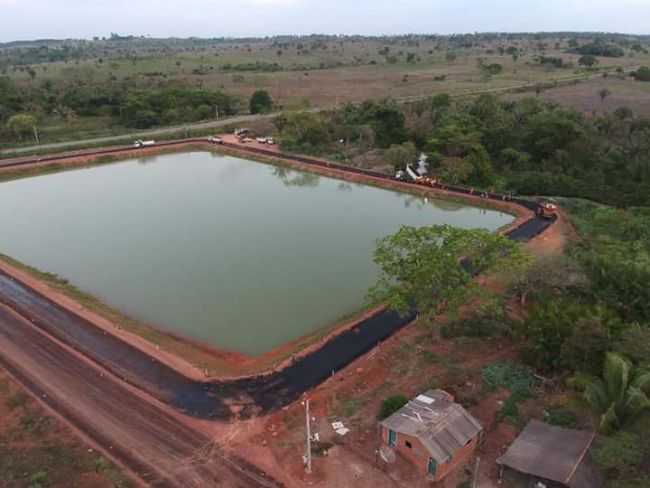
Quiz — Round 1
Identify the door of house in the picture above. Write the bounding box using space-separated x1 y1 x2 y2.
388 430 397 447
428 458 438 476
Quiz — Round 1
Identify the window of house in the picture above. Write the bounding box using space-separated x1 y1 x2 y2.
405 441 412 449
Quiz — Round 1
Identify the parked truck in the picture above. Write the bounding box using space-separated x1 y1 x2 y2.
133 140 155 148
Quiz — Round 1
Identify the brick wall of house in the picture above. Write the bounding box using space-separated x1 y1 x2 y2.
380 426 479 481
432 435 478 481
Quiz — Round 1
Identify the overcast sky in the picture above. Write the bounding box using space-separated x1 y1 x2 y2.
1 0 648 42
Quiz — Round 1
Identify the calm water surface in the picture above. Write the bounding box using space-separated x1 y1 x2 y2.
0 152 513 354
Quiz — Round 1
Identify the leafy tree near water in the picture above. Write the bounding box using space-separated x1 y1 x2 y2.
6 113 37 141
384 141 417 171
369 225 529 321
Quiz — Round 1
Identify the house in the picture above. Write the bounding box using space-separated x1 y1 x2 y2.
497 419 603 488
379 389 483 481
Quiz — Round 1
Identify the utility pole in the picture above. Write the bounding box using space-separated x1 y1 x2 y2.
304 399 312 474
472 456 481 488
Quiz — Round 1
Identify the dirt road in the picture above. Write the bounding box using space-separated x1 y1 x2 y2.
0 112 276 157
0 304 281 488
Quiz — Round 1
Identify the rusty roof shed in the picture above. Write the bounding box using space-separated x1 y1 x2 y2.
497 419 603 488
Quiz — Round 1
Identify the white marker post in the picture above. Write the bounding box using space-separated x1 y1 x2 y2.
305 399 312 474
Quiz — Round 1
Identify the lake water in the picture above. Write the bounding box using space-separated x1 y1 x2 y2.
0 151 513 355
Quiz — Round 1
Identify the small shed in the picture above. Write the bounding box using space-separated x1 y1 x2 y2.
379 389 483 481
497 419 603 488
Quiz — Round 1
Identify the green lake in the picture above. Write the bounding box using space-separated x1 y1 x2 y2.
0 151 514 355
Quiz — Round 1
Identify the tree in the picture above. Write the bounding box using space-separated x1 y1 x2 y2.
615 327 650 368
384 142 417 171
632 66 650 82
584 352 650 434
599 88 612 105
439 157 473 184
592 431 643 479
511 255 589 305
6 113 37 141
518 300 620 373
369 225 528 321
277 111 329 152
579 55 599 68
466 144 495 186
430 93 451 125
249 90 273 114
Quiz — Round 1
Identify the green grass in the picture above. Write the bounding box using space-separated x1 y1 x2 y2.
5 35 647 150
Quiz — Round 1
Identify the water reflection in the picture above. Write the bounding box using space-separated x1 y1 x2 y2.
271 166 321 188
337 182 353 192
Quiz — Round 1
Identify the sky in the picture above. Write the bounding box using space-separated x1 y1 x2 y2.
0 0 648 42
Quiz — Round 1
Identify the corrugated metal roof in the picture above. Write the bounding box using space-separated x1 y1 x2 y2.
380 390 483 464
497 420 603 488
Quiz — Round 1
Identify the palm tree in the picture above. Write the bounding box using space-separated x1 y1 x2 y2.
585 352 650 434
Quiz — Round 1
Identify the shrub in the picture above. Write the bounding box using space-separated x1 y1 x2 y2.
633 66 650 82
379 395 408 419
592 432 643 479
482 362 535 397
544 407 578 428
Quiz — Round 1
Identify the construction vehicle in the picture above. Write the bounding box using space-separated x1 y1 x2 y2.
133 140 155 148
537 200 558 219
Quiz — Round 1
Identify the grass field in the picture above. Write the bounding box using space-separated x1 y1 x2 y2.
515 75 650 117
8 41 648 109
2 34 649 146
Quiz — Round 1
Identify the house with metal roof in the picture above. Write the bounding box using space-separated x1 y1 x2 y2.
497 419 603 488
379 389 483 481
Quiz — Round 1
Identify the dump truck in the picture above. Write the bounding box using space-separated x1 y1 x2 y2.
537 200 558 219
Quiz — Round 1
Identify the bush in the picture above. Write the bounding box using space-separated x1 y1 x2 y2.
379 395 408 419
482 362 534 397
544 407 578 428
592 432 643 479
633 66 650 82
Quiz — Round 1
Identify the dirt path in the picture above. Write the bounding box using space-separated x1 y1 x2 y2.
0 267 416 419
0 304 282 488
0 113 276 158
